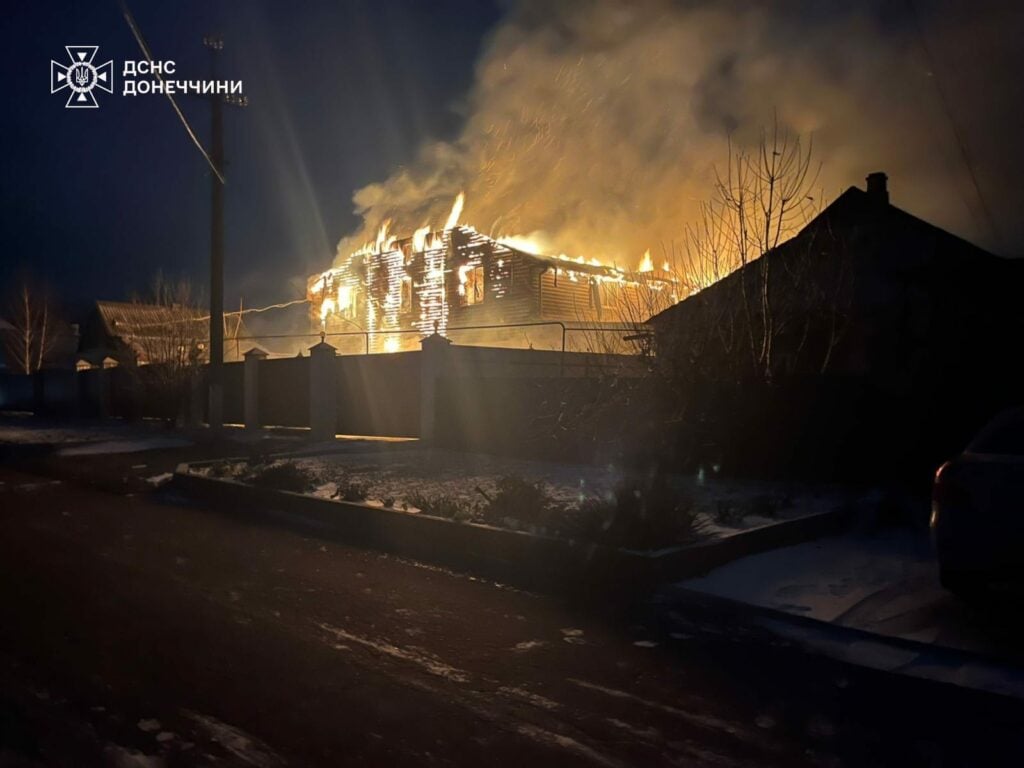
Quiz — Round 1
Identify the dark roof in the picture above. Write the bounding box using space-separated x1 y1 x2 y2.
650 183 1011 325
94 300 205 338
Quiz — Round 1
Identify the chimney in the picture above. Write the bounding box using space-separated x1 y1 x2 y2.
866 172 889 205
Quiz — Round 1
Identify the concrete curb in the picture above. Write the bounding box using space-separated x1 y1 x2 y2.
171 459 852 594
658 584 1024 702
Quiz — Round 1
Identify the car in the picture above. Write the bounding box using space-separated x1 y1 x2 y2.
931 407 1024 596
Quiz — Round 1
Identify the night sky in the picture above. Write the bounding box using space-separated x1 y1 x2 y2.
1 0 502 314
3 1 1022 323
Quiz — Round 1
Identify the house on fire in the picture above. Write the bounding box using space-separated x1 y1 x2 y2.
309 225 678 353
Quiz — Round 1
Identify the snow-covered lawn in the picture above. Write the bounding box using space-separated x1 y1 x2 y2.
0 414 192 455
193 447 875 541
678 529 1024 701
682 530 1024 660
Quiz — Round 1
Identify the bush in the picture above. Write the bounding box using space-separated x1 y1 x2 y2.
568 471 706 549
714 499 746 527
208 460 242 479
332 480 370 502
478 475 563 533
749 494 780 520
406 491 478 522
246 461 318 493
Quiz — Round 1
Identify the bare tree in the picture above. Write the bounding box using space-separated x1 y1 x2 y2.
1 279 63 374
704 119 820 380
125 273 208 424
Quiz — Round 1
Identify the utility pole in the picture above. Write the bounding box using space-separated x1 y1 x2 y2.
205 35 224 431
202 35 246 431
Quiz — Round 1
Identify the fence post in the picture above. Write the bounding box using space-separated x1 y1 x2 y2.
243 347 268 432
309 339 338 442
419 331 452 444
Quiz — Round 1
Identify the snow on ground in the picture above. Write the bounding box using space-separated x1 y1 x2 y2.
685 530 937 625
682 529 1024 663
0 414 191 454
201 447 876 538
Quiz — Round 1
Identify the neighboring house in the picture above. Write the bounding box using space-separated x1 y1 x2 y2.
77 300 208 368
648 172 1024 478
309 226 677 352
650 172 1024 387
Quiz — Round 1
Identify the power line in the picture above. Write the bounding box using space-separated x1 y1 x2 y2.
904 0 1001 249
117 0 225 185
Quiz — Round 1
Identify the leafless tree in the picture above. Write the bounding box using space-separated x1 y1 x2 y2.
125 273 208 424
655 116 861 388
1 279 63 374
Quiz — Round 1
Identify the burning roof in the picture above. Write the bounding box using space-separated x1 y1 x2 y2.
309 193 680 352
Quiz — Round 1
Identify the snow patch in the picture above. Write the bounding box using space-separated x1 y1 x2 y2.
184 711 285 768
103 745 166 768
513 640 547 652
319 623 470 682
498 685 562 711
515 724 625 768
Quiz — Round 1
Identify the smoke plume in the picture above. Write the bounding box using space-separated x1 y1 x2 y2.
335 0 1023 266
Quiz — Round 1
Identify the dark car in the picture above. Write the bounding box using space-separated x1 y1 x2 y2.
931 408 1024 595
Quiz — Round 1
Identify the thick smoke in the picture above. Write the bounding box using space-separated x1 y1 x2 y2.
335 0 1023 266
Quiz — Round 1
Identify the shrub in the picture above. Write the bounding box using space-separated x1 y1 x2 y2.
246 461 318 493
332 480 370 502
568 471 707 549
714 499 746 527
405 491 478 522
749 494 780 520
478 475 563 532
208 460 241 479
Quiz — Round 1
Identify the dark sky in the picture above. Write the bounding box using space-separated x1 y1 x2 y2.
1 0 503 314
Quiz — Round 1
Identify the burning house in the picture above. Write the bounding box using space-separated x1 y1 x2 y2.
309 196 679 353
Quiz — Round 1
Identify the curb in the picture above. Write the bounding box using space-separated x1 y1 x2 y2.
657 584 1024 703
170 459 852 595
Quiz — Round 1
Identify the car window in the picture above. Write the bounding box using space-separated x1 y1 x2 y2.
970 413 1024 455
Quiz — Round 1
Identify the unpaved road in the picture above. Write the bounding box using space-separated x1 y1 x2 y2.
2 464 1023 766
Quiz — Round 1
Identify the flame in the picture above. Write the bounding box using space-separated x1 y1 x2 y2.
412 225 431 252
457 263 473 296
638 249 654 272
498 235 542 254
374 221 392 253
337 285 353 313
662 260 671 272
444 192 465 231
319 297 336 322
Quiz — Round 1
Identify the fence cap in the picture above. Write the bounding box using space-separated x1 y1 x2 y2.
243 346 269 360
420 332 452 350
308 339 338 355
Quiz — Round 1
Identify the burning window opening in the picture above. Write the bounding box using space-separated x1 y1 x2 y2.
309 193 680 353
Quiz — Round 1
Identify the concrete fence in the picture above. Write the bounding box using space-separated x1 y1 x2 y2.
0 340 645 449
